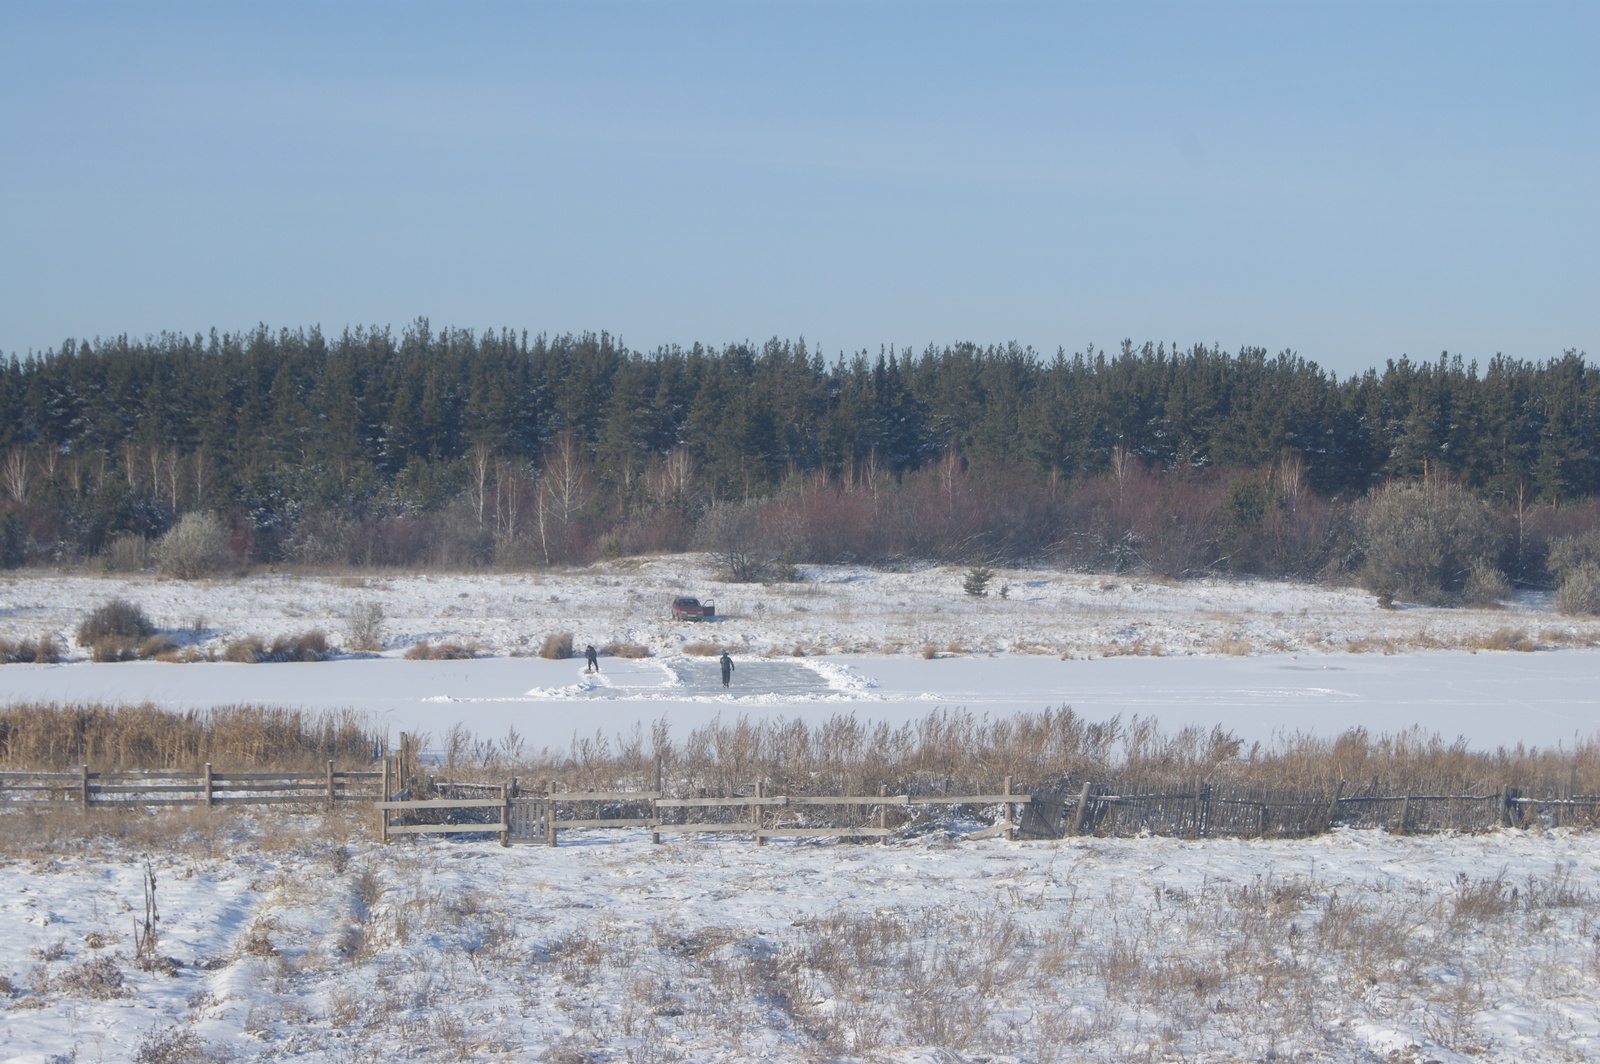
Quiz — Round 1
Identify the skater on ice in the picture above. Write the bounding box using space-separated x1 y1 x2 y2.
719 651 734 689
584 644 598 673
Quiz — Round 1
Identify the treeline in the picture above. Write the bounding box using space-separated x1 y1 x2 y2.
0 323 1595 587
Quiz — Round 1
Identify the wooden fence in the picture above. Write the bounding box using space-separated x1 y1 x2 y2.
376 771 1600 846
377 774 1031 846
8 758 1596 846
0 763 384 809
1026 779 1600 838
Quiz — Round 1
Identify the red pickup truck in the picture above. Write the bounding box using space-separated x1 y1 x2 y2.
671 597 715 621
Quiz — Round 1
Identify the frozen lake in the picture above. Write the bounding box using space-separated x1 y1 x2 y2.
1 648 1597 753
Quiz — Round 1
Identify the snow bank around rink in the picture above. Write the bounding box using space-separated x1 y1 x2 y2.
4 827 1600 1062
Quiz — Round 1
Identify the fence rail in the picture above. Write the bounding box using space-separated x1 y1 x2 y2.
0 763 383 809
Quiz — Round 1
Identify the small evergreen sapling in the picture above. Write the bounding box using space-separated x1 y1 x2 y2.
963 561 993 597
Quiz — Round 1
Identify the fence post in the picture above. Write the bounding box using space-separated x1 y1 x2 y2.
879 783 889 844
1198 781 1211 839
80 764 90 811
1395 795 1410 836
1070 781 1092 836
1003 776 1014 842
380 755 391 843
501 779 512 848
651 756 662 845
204 763 214 807
326 760 335 811
1322 780 1345 834
546 779 557 847
754 780 765 846
1500 784 1514 829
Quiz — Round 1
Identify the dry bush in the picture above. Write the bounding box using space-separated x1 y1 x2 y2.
694 500 775 582
77 598 155 646
103 532 151 573
221 636 264 663
1345 636 1396 654
1207 632 1252 656
154 511 232 580
223 631 331 663
48 956 130 999
140 634 179 658
921 643 939 659
344 600 385 652
598 641 651 658
0 635 61 664
1462 627 1535 652
153 646 209 664
133 1026 209 1064
91 637 140 663
405 640 480 660
682 641 724 656
540 632 574 659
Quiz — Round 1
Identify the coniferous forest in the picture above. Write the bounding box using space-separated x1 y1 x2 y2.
1 321 1597 601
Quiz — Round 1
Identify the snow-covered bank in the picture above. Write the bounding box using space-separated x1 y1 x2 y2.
3 556 1595 663
5 825 1600 1063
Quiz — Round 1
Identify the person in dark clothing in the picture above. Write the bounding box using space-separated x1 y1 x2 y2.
719 651 734 688
585 644 598 673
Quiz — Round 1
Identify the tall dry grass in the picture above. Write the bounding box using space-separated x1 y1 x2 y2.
439 707 1600 804
0 702 382 771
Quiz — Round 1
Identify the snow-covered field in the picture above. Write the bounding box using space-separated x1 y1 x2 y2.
5 824 1600 1063
6 558 1600 1062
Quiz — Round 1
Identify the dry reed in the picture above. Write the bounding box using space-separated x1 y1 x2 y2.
0 702 382 771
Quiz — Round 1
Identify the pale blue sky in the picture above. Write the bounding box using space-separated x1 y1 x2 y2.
2 1 1594 374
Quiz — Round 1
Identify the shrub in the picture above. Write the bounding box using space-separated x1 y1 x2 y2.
598 641 651 659
0 635 61 664
540 632 574 659
694 501 773 582
139 635 179 658
345 601 385 652
1359 481 1502 604
221 637 265 663
267 630 330 662
1463 627 1536 652
962 561 993 597
222 631 331 663
404 640 479 660
1556 564 1600 617
49 956 130 999
1463 561 1511 607
154 511 231 580
102 533 151 573
1549 531 1600 582
77 599 156 646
